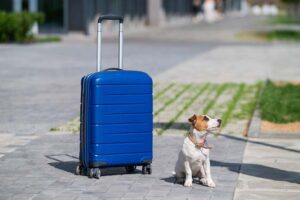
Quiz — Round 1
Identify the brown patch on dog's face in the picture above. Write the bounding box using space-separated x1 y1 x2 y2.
188 114 209 131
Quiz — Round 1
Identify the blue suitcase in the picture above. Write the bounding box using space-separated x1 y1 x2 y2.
75 15 153 178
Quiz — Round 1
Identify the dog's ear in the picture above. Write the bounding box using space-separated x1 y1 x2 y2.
188 114 197 124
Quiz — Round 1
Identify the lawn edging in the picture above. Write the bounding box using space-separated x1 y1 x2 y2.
247 109 261 138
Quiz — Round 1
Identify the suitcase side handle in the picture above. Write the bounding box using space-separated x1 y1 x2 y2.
97 15 124 72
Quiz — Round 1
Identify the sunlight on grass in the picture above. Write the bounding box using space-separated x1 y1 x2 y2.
270 16 300 25
260 80 300 123
237 30 300 42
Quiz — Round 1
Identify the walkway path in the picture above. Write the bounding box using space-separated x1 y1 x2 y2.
234 138 300 200
0 133 245 200
154 44 300 84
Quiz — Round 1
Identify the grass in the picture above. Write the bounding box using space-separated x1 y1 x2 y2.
221 84 246 127
237 30 300 42
154 84 191 116
266 30 300 41
50 117 80 133
233 83 262 120
154 83 175 100
260 80 300 123
270 15 300 25
157 83 210 135
35 35 61 43
203 84 228 114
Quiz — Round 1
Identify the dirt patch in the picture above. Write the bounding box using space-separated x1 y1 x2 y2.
261 120 300 133
273 80 300 86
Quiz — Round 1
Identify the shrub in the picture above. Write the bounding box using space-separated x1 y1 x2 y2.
0 11 44 43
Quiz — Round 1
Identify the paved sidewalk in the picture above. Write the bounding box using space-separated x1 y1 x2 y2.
155 44 300 84
0 133 245 200
0 134 37 158
234 138 300 200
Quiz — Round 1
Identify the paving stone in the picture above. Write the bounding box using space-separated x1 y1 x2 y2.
211 192 234 200
234 138 300 200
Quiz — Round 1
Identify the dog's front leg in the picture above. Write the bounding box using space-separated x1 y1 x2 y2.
184 161 193 187
202 157 215 188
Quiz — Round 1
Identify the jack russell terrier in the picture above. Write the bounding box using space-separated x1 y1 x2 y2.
174 114 222 187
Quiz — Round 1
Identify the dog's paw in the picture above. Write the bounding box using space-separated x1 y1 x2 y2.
200 178 216 188
206 179 216 188
184 179 193 187
199 178 208 185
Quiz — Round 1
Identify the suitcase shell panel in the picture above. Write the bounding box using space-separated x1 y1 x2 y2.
80 70 153 168
89 104 152 115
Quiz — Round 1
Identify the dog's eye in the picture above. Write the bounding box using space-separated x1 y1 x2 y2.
203 116 209 121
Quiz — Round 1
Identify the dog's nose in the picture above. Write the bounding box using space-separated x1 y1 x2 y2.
217 119 222 124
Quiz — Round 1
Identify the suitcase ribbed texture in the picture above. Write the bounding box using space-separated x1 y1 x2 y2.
80 71 153 168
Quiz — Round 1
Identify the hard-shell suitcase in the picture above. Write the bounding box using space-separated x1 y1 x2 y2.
75 15 153 179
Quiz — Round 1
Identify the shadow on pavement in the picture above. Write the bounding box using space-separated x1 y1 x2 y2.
161 176 176 184
154 123 300 154
211 160 300 184
45 154 78 175
160 176 204 186
222 134 300 154
162 160 300 185
45 154 143 176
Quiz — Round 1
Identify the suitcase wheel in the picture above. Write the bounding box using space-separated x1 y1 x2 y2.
75 164 83 176
88 168 101 179
94 168 101 179
142 164 152 175
125 166 136 173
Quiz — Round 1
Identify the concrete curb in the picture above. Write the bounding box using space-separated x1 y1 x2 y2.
248 109 300 139
247 109 261 138
259 131 300 139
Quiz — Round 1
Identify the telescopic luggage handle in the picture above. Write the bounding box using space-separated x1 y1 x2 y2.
97 15 124 72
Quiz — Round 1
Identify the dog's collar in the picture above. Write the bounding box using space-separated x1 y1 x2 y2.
188 128 211 149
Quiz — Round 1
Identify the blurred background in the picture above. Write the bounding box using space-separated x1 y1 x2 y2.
0 0 296 34
0 0 245 34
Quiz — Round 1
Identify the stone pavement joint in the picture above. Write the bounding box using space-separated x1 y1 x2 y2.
0 133 37 158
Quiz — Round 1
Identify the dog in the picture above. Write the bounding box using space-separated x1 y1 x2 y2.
174 114 221 187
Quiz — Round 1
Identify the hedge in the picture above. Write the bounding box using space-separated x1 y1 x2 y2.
0 11 44 43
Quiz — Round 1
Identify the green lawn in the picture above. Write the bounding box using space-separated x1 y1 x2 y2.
270 16 300 25
260 81 300 123
35 36 61 43
265 30 300 41
237 30 300 42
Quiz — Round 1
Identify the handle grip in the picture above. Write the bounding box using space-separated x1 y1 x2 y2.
98 15 123 23
97 15 124 72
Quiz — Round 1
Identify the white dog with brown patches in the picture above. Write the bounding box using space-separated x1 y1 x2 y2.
174 114 222 187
